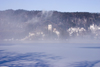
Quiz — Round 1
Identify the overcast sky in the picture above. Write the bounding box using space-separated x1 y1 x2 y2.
0 0 100 12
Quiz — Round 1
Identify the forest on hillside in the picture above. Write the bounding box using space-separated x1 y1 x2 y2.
0 9 100 41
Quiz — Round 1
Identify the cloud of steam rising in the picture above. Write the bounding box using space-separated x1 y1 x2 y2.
41 10 53 18
27 10 53 23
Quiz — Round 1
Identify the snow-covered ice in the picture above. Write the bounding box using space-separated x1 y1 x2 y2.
0 43 100 67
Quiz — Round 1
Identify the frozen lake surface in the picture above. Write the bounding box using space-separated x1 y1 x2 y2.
0 43 100 67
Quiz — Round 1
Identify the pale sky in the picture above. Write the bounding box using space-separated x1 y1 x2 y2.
0 0 100 12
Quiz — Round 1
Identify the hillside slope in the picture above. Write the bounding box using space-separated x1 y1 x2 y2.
0 9 100 41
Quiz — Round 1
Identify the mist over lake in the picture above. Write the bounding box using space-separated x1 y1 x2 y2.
0 10 100 67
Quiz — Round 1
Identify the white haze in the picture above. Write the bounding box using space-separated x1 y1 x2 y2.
0 10 100 43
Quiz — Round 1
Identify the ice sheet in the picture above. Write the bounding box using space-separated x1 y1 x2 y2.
0 43 100 67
